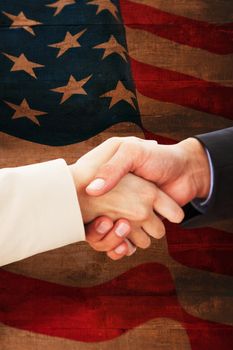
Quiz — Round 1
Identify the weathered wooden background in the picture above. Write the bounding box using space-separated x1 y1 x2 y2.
1 0 233 349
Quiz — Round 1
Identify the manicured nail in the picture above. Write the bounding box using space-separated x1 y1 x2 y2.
86 178 106 191
115 222 130 237
114 244 126 255
125 239 137 256
96 221 113 234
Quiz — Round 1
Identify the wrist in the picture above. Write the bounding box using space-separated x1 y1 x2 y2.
179 137 211 199
69 163 94 223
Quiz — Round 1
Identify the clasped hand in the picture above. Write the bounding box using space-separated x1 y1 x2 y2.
69 136 210 260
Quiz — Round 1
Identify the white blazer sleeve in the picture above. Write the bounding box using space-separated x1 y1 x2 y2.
0 159 85 266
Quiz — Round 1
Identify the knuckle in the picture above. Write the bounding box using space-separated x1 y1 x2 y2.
125 136 141 143
128 142 143 159
121 140 135 152
100 243 111 252
101 162 115 174
108 136 120 144
88 242 103 251
136 207 150 222
89 241 111 252
119 141 143 165
122 140 135 151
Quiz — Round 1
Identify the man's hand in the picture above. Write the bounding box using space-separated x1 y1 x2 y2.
85 137 211 207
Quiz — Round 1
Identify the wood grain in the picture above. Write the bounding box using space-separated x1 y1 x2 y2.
4 235 233 325
137 91 233 140
0 319 191 350
126 27 233 86
1 1 233 348
130 0 233 23
0 122 144 168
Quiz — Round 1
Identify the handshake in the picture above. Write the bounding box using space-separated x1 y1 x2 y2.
69 136 210 260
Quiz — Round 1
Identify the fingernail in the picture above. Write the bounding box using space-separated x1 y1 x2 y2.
125 239 137 256
114 244 126 255
96 221 113 234
86 178 106 191
115 222 130 237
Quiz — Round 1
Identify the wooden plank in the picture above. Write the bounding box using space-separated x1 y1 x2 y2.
126 27 233 86
0 122 144 168
129 0 233 23
137 91 233 140
4 234 233 325
0 320 191 350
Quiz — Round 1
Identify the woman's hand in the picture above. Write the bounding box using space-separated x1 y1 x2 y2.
85 216 136 260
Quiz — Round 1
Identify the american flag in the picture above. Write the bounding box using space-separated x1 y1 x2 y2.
0 1 233 349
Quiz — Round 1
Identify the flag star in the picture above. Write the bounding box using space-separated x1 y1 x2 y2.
87 0 119 20
94 35 127 61
46 0 76 16
101 81 137 109
49 30 86 58
51 75 92 103
2 53 44 79
2 11 42 36
4 99 47 126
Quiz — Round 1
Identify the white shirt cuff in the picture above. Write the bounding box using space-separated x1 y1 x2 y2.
0 159 85 266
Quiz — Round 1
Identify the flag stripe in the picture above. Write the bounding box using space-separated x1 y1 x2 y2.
130 0 233 24
137 92 233 141
120 0 233 54
130 58 233 120
4 236 233 325
126 27 233 86
0 319 192 350
166 222 233 276
1 264 233 348
0 123 144 168
143 127 176 145
0 1 232 348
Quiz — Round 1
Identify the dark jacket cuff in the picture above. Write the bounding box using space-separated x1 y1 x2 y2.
182 127 233 228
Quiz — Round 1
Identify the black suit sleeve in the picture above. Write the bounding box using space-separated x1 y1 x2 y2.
182 127 233 228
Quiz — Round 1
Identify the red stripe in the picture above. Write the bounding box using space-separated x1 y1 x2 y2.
143 127 176 145
131 58 233 120
1 264 232 348
166 222 233 275
120 0 233 54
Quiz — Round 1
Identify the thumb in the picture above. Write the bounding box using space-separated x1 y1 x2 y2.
86 144 133 196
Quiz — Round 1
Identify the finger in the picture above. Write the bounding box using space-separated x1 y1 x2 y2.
107 240 129 260
107 238 137 260
85 216 114 243
127 227 151 249
153 189 185 223
86 143 136 196
89 219 131 252
125 238 137 256
143 139 158 145
142 213 166 239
